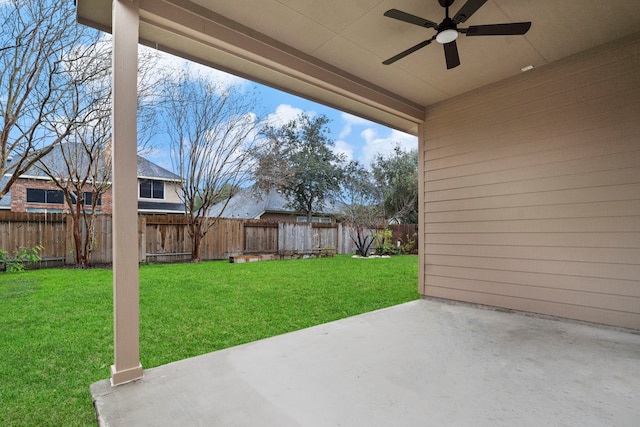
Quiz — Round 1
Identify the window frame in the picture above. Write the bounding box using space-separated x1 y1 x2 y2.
296 216 332 223
139 179 165 200
26 188 65 205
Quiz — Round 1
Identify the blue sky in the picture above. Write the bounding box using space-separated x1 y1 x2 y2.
142 47 418 173
253 86 418 166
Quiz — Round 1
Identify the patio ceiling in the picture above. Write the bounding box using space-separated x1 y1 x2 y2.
77 0 640 134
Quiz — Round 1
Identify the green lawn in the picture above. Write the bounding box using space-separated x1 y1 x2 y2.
0 255 419 426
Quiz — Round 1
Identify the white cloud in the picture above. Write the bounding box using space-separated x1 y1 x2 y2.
338 125 351 140
266 104 309 127
338 112 373 140
333 140 354 162
359 128 418 166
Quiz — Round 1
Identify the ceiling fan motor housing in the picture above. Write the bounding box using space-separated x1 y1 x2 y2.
436 17 459 44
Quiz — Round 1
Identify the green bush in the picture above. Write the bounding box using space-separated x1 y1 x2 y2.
0 245 44 272
374 228 395 255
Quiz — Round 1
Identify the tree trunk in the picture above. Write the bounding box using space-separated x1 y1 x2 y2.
190 218 202 262
191 234 202 262
83 212 97 266
70 210 88 267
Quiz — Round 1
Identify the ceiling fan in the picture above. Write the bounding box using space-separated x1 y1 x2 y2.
383 0 531 69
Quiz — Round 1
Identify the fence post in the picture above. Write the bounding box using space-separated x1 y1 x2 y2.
138 215 146 263
306 223 312 253
65 213 74 265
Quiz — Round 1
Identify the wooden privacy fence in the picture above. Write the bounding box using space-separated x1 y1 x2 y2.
389 223 419 254
141 215 245 263
0 211 417 266
0 212 67 266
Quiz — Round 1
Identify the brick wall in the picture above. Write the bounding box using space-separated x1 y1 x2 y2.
10 178 113 214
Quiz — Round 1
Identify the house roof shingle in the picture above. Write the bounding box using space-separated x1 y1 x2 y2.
136 155 181 181
208 188 343 219
1 144 181 210
17 143 181 182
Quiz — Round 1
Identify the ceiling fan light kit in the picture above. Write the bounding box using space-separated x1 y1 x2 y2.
436 28 458 44
384 0 532 69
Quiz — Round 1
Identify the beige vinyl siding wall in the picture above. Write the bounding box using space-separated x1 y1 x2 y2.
164 181 183 204
420 34 640 330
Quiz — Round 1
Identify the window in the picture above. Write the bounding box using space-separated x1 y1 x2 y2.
87 192 101 206
26 189 45 203
26 188 64 204
296 216 331 223
139 179 164 199
71 192 101 206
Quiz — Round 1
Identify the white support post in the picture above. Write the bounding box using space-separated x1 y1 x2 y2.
111 0 143 386
417 121 426 296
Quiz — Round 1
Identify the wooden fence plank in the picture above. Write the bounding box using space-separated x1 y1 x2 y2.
0 211 417 267
0 211 66 262
390 224 419 254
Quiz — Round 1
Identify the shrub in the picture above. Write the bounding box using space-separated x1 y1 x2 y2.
374 228 395 255
0 245 44 273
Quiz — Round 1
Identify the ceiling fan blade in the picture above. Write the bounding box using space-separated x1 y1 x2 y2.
463 22 532 36
384 9 438 30
453 0 487 24
443 40 460 69
383 36 437 65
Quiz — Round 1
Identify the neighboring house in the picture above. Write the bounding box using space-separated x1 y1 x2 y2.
208 188 342 223
0 145 184 214
135 156 185 214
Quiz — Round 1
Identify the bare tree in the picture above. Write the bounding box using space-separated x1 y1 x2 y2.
164 74 260 262
35 35 113 267
37 140 111 267
0 0 97 199
28 18 164 267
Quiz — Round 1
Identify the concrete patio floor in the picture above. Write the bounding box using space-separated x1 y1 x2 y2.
91 299 640 426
